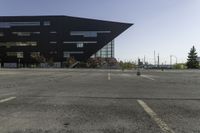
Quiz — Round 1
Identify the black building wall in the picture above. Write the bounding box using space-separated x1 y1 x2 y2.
0 15 132 65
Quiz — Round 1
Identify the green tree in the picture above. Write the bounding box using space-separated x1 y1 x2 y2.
173 63 187 69
186 46 199 69
119 61 136 70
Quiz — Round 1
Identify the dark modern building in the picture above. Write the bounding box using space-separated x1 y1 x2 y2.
0 15 132 67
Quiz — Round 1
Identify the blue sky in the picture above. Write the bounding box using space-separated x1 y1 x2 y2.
0 0 200 64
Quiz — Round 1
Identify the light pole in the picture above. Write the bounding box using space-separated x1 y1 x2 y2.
157 53 160 69
170 55 178 69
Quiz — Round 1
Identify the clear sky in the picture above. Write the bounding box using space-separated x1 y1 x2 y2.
0 0 200 64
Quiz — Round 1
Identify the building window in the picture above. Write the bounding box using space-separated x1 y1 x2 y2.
77 43 84 48
12 32 31 36
7 52 17 57
17 42 37 46
30 52 40 58
63 51 84 58
70 31 97 37
0 42 37 47
33 32 40 34
49 41 57 44
0 32 4 37
50 51 57 54
63 41 97 44
0 22 40 28
17 52 24 58
0 22 10 28
43 21 50 26
7 52 24 58
12 32 40 36
70 31 111 37
50 31 57 34
63 52 70 58
10 22 40 26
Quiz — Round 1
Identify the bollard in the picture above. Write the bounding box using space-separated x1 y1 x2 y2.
137 71 141 76
137 58 141 76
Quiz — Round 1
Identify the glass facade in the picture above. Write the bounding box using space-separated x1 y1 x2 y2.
92 40 114 58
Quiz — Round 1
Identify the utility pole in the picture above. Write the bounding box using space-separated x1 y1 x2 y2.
170 55 172 69
157 53 160 68
170 55 178 69
154 50 156 66
144 55 146 68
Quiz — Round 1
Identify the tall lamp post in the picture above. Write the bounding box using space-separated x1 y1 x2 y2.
170 55 178 69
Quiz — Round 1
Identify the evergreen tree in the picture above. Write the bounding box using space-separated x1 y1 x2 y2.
186 46 199 69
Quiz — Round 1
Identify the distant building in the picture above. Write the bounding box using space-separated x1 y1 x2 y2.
0 15 132 67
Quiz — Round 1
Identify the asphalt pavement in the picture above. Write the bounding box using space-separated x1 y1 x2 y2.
0 69 200 133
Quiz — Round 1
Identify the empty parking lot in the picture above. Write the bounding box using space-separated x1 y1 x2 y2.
0 69 200 133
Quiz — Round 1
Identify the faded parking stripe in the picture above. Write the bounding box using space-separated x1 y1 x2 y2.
137 100 175 133
0 97 16 103
141 75 155 80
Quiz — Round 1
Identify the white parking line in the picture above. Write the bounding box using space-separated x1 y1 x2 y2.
108 73 111 80
0 97 16 103
141 75 155 80
137 100 175 133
